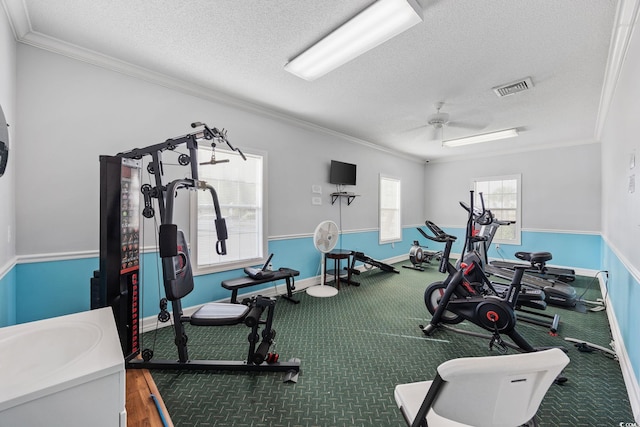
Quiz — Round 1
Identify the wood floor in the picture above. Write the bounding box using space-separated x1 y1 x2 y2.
126 368 174 427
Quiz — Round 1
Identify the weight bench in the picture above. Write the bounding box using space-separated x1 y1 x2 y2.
349 251 400 276
222 268 300 304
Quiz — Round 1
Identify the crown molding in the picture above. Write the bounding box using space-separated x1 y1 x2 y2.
1 0 422 164
595 0 640 139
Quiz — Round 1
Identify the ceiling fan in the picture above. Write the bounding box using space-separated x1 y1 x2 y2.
426 102 449 140
422 102 486 141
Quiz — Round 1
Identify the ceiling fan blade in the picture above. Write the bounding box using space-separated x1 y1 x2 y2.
448 121 487 131
402 124 431 135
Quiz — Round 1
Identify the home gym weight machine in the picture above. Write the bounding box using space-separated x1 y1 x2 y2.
93 122 300 377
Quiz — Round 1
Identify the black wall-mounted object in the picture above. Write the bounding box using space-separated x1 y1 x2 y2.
329 160 357 186
0 141 7 177
0 104 9 177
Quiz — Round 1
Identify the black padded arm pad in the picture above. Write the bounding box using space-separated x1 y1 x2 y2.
159 224 178 258
244 305 265 327
215 218 228 255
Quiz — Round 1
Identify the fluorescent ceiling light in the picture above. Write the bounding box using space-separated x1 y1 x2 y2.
442 129 519 147
284 0 423 81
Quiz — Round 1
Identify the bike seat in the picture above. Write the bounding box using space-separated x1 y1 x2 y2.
515 251 552 264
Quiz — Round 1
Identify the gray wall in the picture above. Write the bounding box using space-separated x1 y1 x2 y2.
0 9 16 270
598 13 640 415
14 44 426 257
423 143 601 232
601 13 640 271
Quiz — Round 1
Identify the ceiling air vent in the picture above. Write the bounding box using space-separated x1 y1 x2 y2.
492 77 534 97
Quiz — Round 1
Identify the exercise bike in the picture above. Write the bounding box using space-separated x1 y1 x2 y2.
457 198 561 334
421 191 545 352
421 220 542 352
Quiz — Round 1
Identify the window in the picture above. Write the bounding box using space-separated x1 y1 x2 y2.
473 174 521 245
190 147 266 273
379 174 402 244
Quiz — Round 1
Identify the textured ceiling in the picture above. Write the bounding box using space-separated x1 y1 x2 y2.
3 0 626 162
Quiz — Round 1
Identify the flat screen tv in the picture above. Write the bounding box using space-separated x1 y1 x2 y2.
329 160 356 186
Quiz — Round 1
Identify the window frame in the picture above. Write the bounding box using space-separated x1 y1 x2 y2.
189 146 268 275
379 174 402 244
472 174 521 245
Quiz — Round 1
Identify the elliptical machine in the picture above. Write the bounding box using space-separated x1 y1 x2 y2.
420 192 541 353
469 205 578 307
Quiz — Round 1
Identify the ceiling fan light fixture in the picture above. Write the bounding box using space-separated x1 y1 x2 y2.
284 0 423 81
442 128 519 147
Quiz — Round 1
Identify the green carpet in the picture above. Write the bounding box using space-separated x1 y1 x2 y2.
144 263 634 426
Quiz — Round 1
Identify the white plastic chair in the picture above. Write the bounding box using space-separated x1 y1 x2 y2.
394 348 569 427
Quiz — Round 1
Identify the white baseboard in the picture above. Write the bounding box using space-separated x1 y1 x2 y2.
598 274 640 423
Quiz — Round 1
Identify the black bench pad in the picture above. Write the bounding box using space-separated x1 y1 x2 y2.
221 268 300 304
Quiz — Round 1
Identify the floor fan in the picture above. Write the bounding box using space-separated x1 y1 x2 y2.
307 220 340 297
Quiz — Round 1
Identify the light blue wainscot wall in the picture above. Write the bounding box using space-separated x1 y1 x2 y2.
602 242 640 389
15 257 99 324
268 227 417 282
513 230 602 270
0 265 16 327
419 227 603 271
7 229 602 326
12 253 284 326
18 228 601 326
9 228 424 325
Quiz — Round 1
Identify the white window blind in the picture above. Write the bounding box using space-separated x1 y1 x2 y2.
473 174 521 245
191 147 266 273
379 174 402 244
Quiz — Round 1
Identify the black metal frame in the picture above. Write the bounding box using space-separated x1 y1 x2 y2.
105 122 299 374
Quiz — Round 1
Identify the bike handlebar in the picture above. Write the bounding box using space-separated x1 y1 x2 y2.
460 193 494 226
424 221 457 243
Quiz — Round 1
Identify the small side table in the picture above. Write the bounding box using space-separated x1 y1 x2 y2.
325 249 352 290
